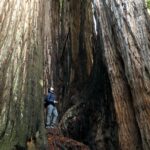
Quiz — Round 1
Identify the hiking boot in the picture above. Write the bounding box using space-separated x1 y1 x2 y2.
50 124 55 128
45 125 51 129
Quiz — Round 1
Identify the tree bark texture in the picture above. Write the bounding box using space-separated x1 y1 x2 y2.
0 0 45 149
0 0 150 150
93 0 150 149
58 0 150 150
55 0 94 115
43 0 60 93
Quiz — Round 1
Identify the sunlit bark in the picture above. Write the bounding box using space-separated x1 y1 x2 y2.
0 0 44 148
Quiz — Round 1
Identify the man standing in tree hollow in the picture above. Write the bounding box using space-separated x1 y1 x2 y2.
45 87 58 128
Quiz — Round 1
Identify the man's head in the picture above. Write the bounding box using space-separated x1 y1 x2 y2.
50 87 54 91
48 87 54 93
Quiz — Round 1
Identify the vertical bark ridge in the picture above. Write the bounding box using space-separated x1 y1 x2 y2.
0 0 44 148
94 0 143 149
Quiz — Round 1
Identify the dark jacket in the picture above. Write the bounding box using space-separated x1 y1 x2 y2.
45 91 56 107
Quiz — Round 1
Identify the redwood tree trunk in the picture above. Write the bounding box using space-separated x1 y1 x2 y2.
58 0 150 150
93 0 150 149
0 0 45 149
0 0 150 150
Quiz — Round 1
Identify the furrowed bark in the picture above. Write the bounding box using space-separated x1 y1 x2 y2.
0 0 44 148
94 0 150 149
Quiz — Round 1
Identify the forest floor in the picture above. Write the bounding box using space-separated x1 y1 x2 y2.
46 127 90 150
27 127 89 150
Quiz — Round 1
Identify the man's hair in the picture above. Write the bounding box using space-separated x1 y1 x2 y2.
48 88 50 92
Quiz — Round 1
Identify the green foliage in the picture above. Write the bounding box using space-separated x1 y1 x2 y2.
147 0 150 9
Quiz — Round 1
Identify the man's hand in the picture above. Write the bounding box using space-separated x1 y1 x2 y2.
54 100 58 104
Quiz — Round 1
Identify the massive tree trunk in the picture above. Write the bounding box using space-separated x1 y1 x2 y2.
93 0 150 149
55 0 94 115
0 0 150 150
43 0 60 93
0 0 45 149
58 0 150 150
